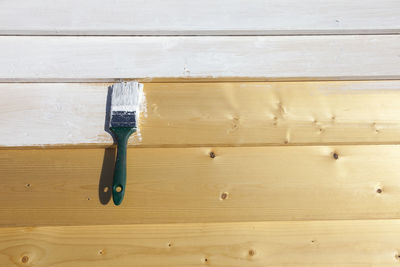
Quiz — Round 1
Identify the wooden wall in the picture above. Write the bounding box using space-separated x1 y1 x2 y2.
1 1 400 266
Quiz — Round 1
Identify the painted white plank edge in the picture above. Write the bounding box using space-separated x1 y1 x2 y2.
1 36 400 81
4 81 400 147
0 0 399 35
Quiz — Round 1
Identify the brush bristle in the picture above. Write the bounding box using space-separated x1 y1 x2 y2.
110 81 144 128
111 81 143 112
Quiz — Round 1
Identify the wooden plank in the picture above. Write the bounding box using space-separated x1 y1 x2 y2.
1 36 400 81
0 0 399 35
3 81 400 147
2 220 400 266
1 145 400 226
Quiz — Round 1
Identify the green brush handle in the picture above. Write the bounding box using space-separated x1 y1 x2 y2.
110 127 136 205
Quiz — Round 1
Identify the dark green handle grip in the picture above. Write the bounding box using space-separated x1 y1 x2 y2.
110 127 136 205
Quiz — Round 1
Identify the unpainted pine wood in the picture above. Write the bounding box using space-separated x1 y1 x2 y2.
2 220 400 266
1 36 400 81
3 81 400 147
0 0 399 35
1 145 400 226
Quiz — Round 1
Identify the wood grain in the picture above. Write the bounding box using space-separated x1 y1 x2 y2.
2 220 400 266
1 36 400 81
1 145 400 226
0 0 399 35
3 81 400 147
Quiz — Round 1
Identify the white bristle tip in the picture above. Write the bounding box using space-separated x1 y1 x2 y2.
111 81 144 112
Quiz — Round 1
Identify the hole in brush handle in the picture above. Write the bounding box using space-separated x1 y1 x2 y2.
115 185 123 193
113 184 124 205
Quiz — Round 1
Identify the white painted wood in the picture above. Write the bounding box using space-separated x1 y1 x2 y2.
1 36 400 81
0 83 111 146
3 81 400 147
0 0 399 35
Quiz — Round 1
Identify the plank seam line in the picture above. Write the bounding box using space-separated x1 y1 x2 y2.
3 142 400 150
3 218 400 229
0 33 400 37
3 77 400 83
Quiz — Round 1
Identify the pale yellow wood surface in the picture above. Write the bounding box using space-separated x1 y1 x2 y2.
1 145 400 226
3 81 400 147
2 220 400 266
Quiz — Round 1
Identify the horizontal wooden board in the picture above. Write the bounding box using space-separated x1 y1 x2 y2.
2 220 400 266
2 145 400 226
4 81 400 147
0 0 399 35
1 36 400 81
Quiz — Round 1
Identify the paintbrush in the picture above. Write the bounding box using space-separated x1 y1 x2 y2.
110 81 144 205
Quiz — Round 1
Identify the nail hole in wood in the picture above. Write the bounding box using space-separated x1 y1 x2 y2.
220 192 228 200
376 188 382 194
273 117 278 125
21 255 29 263
333 153 339 160
249 249 255 256
25 183 31 188
98 249 104 255
168 242 172 247
209 152 216 158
